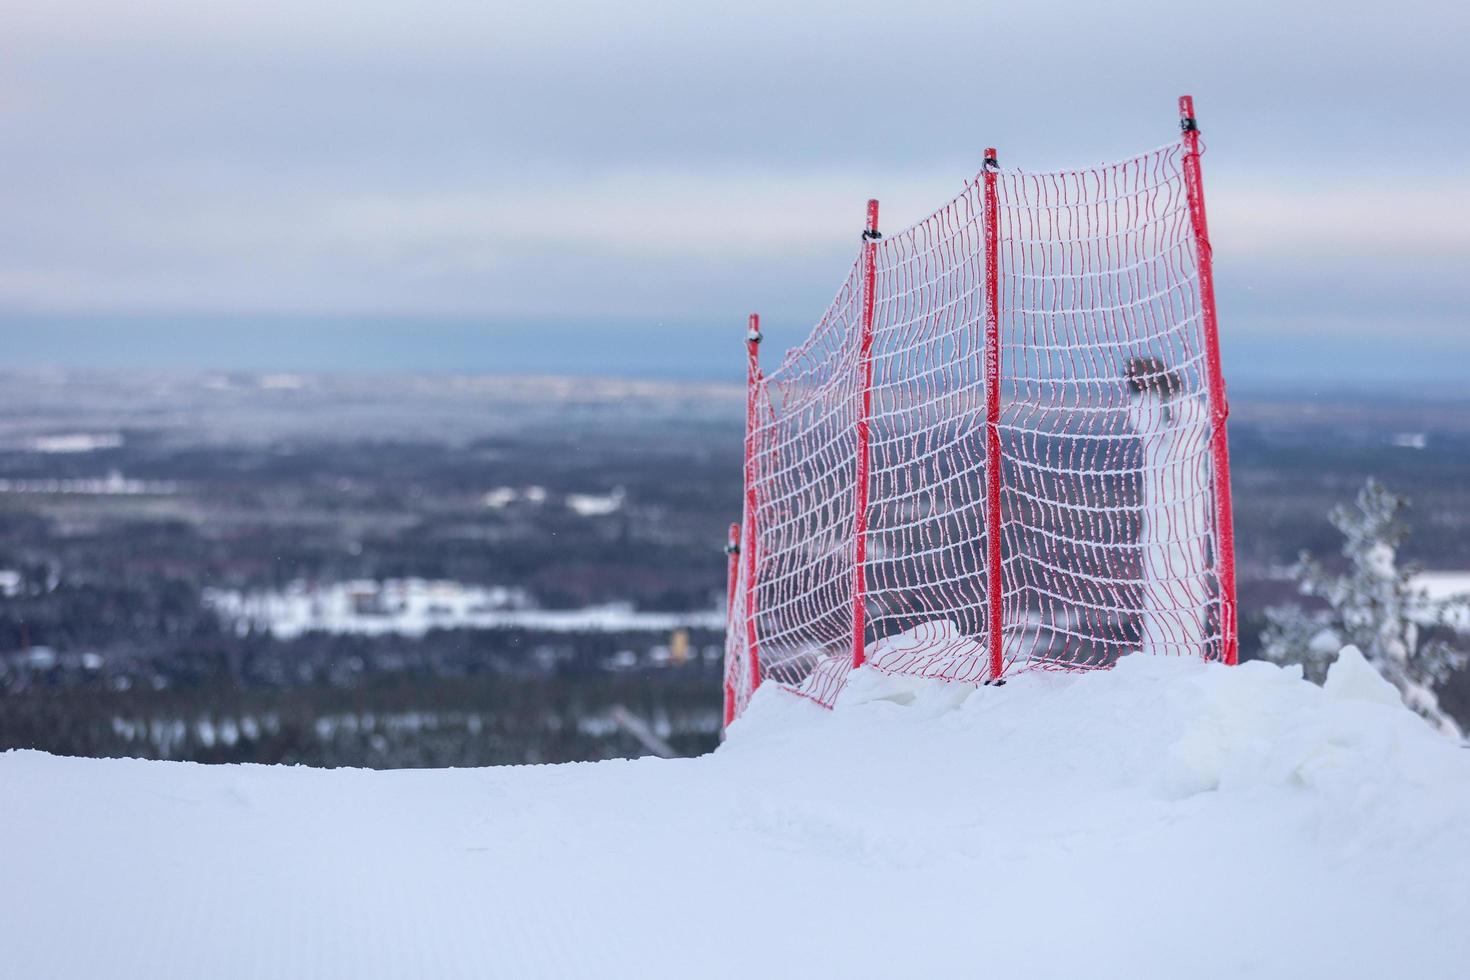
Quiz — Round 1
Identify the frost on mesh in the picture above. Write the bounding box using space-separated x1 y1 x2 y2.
728 145 1229 716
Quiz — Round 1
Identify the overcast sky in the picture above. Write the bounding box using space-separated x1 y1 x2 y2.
1 0 1466 382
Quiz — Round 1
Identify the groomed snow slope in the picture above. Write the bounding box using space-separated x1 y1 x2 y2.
5 652 1470 979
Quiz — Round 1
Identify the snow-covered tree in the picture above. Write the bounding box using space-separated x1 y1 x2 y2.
1261 478 1468 738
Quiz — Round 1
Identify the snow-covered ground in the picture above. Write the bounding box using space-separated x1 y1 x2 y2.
204 578 723 638
0 470 177 496
4 653 1469 978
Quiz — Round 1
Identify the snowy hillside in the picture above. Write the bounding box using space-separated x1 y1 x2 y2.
4 653 1469 979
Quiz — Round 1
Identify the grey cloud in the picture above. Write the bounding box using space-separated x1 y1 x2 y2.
0 0 1466 381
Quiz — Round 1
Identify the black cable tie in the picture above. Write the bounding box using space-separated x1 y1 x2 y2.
724 543 740 555
983 155 999 172
1180 117 1198 133
861 229 883 241
746 330 762 344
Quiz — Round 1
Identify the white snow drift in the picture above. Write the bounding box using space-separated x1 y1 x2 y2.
3 652 1469 979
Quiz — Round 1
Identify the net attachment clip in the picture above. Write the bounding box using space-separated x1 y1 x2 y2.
746 327 762 344
983 152 999 172
861 228 883 241
724 542 741 556
1179 116 1198 133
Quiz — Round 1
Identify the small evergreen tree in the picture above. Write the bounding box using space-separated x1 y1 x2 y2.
1261 479 1468 738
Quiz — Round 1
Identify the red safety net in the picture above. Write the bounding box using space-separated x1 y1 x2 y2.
726 108 1234 723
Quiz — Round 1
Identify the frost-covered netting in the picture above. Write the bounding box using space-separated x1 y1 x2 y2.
723 529 755 722
864 182 995 682
729 143 1228 716
994 145 1219 670
740 261 866 710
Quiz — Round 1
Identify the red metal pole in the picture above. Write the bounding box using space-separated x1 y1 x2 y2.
851 200 879 669
723 521 740 727
1178 95 1239 667
743 314 764 691
982 150 1005 682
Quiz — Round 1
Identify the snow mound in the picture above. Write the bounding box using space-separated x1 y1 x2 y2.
1323 643 1404 708
4 653 1469 978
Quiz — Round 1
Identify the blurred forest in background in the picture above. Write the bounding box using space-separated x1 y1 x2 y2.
3 372 1469 765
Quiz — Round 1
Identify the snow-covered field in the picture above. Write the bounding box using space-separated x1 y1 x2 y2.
4 653 1469 979
204 578 724 638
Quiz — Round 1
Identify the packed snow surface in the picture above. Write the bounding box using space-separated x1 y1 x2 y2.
5 654 1470 979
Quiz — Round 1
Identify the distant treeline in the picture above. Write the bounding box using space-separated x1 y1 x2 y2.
2 670 723 767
